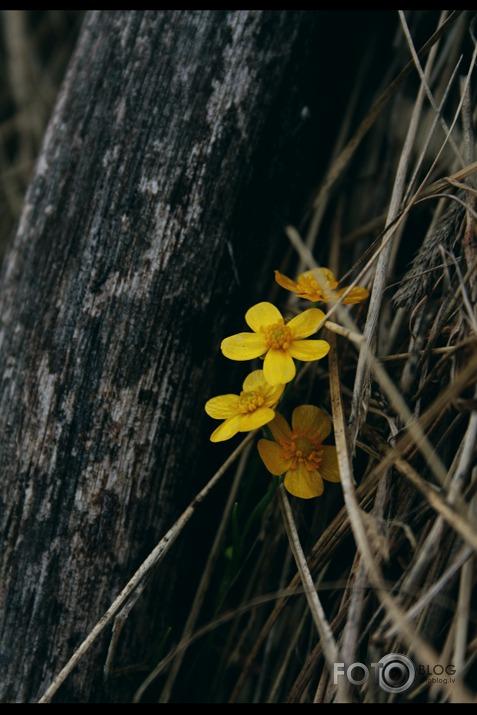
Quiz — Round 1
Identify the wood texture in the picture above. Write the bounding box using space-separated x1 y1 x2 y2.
0 10 322 702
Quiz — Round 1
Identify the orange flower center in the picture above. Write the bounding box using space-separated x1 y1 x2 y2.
282 432 323 471
238 390 265 414
297 274 324 298
263 321 293 351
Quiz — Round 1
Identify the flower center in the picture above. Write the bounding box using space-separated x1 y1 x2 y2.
282 432 323 471
297 274 323 297
263 321 293 351
238 390 265 413
297 271 339 301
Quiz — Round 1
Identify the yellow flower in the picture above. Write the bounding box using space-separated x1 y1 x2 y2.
205 370 284 443
274 267 368 304
257 405 340 499
221 302 329 385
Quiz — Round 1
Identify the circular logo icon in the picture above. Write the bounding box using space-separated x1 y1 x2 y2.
378 654 415 693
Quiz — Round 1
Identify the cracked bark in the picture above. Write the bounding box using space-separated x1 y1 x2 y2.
0 9 323 702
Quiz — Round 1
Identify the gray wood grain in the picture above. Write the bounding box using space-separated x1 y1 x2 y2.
0 10 322 702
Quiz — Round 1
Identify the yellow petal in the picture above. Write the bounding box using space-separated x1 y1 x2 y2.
263 349 296 385
245 302 283 332
289 339 330 361
286 308 325 339
242 369 267 392
309 267 338 289
257 439 290 475
210 416 242 443
284 465 324 499
292 405 331 441
205 394 240 419
221 332 266 360
238 407 275 431
339 286 369 304
263 382 285 408
268 412 292 445
274 270 299 293
320 445 340 482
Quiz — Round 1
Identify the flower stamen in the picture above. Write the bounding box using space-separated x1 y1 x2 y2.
238 390 265 413
263 321 293 351
281 433 323 471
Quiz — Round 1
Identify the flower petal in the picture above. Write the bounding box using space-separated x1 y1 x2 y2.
210 416 242 443
263 349 296 385
257 439 290 475
205 394 240 419
320 445 341 482
339 286 369 304
242 369 267 392
292 405 331 441
289 339 330 361
245 302 283 332
274 270 299 293
284 466 324 499
238 407 275 431
221 332 266 360
286 308 325 339
268 412 292 445
262 382 285 408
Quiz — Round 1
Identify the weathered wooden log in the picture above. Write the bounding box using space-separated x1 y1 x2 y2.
0 10 323 702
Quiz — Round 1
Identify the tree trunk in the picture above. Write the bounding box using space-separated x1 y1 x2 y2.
0 10 322 702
